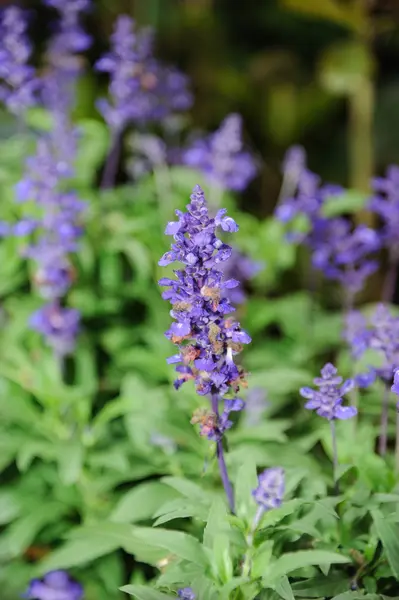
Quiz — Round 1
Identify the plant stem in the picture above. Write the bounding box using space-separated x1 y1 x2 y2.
211 394 235 513
382 257 398 304
379 384 390 456
396 410 399 473
101 130 122 190
242 505 264 577
330 419 339 494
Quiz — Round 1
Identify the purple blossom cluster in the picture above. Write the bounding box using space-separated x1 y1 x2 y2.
95 15 192 133
252 467 285 510
177 588 196 600
347 304 399 384
24 570 83 600
0 6 38 116
183 114 257 192
159 185 251 441
45 0 91 74
276 148 380 300
300 363 356 421
370 165 399 258
391 368 399 407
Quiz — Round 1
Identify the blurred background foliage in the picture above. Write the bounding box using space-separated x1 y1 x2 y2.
5 0 399 216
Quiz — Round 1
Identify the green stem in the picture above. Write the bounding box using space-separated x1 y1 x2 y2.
242 506 264 577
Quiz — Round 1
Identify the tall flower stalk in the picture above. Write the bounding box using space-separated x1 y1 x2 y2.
300 363 356 491
158 185 250 512
96 15 192 189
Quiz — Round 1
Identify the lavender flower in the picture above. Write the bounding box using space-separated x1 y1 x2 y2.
30 303 80 357
96 15 192 133
183 114 257 192
311 220 380 301
177 589 196 600
0 6 38 116
252 467 285 511
159 184 251 512
45 0 91 74
159 185 250 423
391 368 399 407
370 165 399 301
300 363 356 420
24 570 83 600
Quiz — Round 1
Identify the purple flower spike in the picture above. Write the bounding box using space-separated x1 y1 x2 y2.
95 15 191 133
391 369 399 407
300 363 356 421
159 185 250 403
30 303 80 357
0 6 38 116
252 467 285 511
183 114 257 192
24 570 83 600
178 589 196 600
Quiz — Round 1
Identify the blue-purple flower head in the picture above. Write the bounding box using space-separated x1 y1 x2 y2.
177 589 196 600
300 363 356 421
183 114 257 192
96 15 191 132
159 185 250 437
30 302 80 357
252 467 285 511
391 368 399 408
311 220 380 296
0 6 38 115
370 164 399 255
45 0 91 73
24 570 83 600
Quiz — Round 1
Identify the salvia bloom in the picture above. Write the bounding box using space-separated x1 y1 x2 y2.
45 0 91 74
350 304 399 383
24 570 83 600
243 387 269 426
252 467 285 510
183 114 257 192
370 164 399 258
159 185 251 440
96 15 192 133
391 368 399 408
177 589 196 600
300 363 356 420
0 6 38 115
311 220 380 298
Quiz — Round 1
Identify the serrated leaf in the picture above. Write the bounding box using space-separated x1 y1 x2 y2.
234 456 258 522
372 509 399 579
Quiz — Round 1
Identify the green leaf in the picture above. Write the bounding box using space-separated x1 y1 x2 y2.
291 574 349 597
234 456 258 521
57 439 83 485
161 476 212 503
323 190 367 217
263 550 350 582
280 0 366 32
120 586 175 600
133 527 208 567
372 509 399 579
274 576 295 600
37 536 120 572
110 482 179 523
220 577 251 600
153 498 208 526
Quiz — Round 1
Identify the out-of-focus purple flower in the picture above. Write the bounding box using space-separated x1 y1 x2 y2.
370 165 399 258
159 185 250 437
391 368 399 407
252 467 285 510
183 114 257 192
30 303 80 357
95 15 192 133
343 310 370 359
0 6 38 116
219 248 263 304
311 220 380 297
244 387 269 426
177 588 196 600
300 363 356 420
24 570 83 600
45 0 91 74
149 432 177 454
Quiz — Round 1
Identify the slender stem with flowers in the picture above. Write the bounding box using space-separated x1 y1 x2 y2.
158 185 250 512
